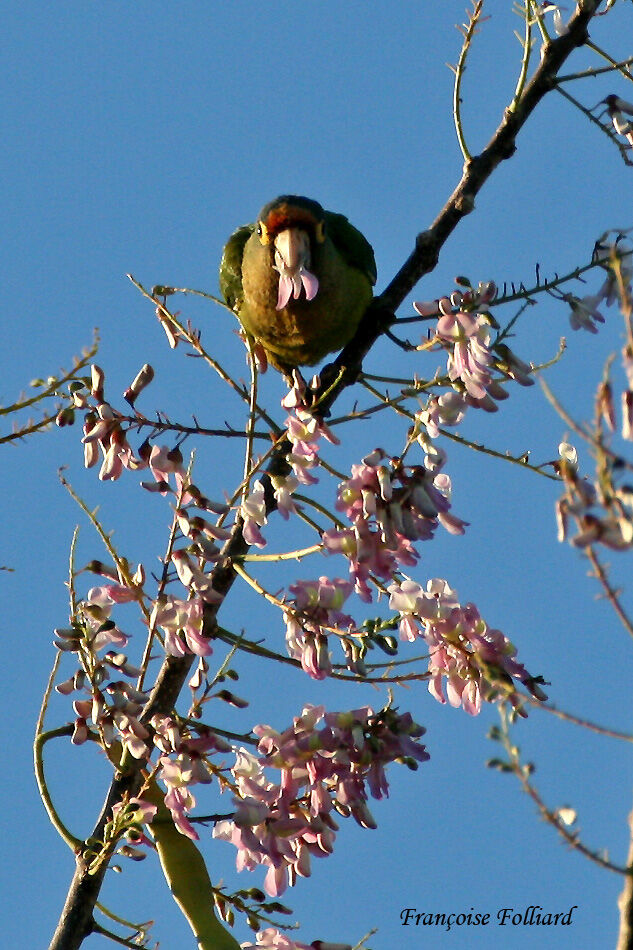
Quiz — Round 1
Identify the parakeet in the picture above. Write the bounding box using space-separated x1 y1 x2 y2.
219 195 377 375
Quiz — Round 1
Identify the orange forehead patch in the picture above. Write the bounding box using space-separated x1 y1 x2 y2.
264 204 319 235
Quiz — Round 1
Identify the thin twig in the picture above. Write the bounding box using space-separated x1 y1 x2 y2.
497 706 629 875
587 545 633 642
451 1 486 162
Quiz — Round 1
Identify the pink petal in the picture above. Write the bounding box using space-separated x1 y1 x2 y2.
413 300 439 317
276 275 294 310
291 274 303 299
300 269 319 301
436 314 457 338
428 673 446 704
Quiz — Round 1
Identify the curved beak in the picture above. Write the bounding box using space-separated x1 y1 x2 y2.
273 227 319 309
273 227 311 276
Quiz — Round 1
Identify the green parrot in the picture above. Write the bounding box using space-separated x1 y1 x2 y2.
219 195 377 375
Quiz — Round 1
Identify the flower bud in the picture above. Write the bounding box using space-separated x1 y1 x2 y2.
55 407 75 427
72 390 89 409
90 364 105 399
215 689 249 708
123 363 155 406
118 845 147 861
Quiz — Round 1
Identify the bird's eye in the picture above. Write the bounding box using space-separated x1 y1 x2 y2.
256 222 271 244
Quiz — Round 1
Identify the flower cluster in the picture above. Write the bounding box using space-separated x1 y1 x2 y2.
435 304 494 400
239 473 301 548
241 929 351 950
214 704 429 897
323 449 466 603
142 443 189 497
58 598 232 840
151 593 213 657
74 364 150 482
153 714 232 838
388 578 546 715
284 408 339 485
108 796 158 861
75 365 235 530
566 232 633 334
240 481 269 548
54 576 152 751
556 442 633 550
150 500 229 658
55 549 225 763
414 282 533 411
418 390 467 440
284 577 355 679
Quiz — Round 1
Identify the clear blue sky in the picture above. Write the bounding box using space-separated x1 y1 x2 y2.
3 4 633 949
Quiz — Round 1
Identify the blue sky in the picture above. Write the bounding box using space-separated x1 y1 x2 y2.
4 4 633 949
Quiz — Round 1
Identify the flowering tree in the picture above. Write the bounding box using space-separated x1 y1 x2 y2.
25 3 633 948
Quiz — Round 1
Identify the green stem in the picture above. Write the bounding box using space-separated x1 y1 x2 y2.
452 1 485 162
34 726 83 851
586 40 633 82
557 55 633 84
0 337 98 416
510 5 533 112
241 542 323 562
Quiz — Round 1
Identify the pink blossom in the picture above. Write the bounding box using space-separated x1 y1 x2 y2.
151 595 213 657
80 392 147 483
155 304 181 348
436 309 493 399
123 363 154 406
284 409 339 485
155 722 230 839
163 783 198 839
240 481 268 547
240 928 314 950
170 550 224 604
326 451 466 601
113 710 150 759
414 282 534 408
419 391 467 439
216 704 428 896
176 507 231 546
86 583 137 607
79 589 130 651
271 474 299 519
566 293 605 334
284 577 355 678
142 444 191 498
388 579 545 714
280 369 309 410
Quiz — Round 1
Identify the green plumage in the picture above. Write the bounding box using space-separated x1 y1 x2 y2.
219 195 376 375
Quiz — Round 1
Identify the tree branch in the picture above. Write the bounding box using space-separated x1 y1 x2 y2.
316 0 599 415
48 4 603 946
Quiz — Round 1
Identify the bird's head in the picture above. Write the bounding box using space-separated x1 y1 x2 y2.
256 195 326 309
